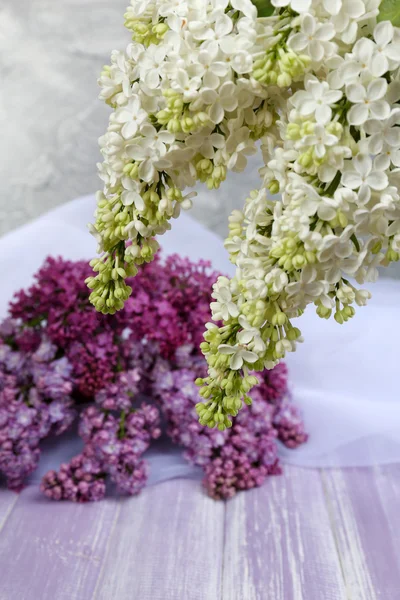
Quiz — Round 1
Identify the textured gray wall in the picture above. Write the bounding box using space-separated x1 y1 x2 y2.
0 0 261 240
1 0 399 278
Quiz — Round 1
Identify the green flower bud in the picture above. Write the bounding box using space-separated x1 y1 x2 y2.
268 180 280 194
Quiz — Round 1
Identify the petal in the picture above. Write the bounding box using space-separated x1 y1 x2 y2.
127 145 147 160
288 32 307 52
219 36 236 55
355 153 372 178
203 71 220 90
323 90 342 104
324 133 339 146
218 344 235 356
374 21 393 47
241 350 258 364
292 0 312 10
358 184 371 205
342 171 362 189
347 103 369 126
363 119 382 135
209 100 224 124
315 104 332 124
367 133 383 155
342 22 358 45
388 107 400 127
121 121 138 140
366 171 388 191
353 38 374 62
115 109 132 124
209 133 226 148
391 150 400 167
314 23 335 41
138 159 156 183
323 0 340 14
370 53 388 77
290 89 310 109
139 123 156 138
211 61 230 76
346 83 366 103
367 78 388 101
298 98 317 116
309 40 324 62
238 330 254 344
176 69 189 87
340 61 362 85
145 71 159 89
387 81 400 104
385 44 400 62
158 130 175 144
201 88 218 104
301 13 316 36
347 0 365 17
369 100 390 121
230 353 243 370
386 128 400 147
374 154 390 171
318 204 336 221
215 14 233 38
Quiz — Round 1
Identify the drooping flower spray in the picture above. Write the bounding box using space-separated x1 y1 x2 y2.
86 0 400 428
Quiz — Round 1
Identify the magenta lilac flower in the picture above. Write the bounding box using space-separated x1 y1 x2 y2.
0 255 307 500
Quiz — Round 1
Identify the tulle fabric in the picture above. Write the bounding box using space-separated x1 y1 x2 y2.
1 194 400 476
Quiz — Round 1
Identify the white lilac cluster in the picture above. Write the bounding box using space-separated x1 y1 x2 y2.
88 0 400 430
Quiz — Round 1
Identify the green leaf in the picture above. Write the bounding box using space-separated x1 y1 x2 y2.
377 0 400 25
251 0 275 17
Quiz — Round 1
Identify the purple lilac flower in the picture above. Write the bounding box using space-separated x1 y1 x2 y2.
0 255 307 501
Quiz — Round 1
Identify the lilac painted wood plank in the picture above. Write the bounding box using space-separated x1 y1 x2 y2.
0 489 19 533
322 465 400 600
0 486 120 600
94 479 224 600
223 466 346 600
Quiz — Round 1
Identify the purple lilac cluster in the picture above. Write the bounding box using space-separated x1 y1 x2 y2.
152 355 307 500
0 255 307 501
0 322 75 491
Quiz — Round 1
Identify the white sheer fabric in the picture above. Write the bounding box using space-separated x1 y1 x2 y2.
1 194 400 476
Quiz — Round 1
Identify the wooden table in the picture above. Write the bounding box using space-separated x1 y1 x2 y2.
0 464 398 599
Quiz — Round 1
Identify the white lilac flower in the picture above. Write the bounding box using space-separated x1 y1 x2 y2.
237 316 266 352
373 21 400 74
299 124 339 158
291 76 342 124
202 81 239 124
87 0 400 428
348 37 386 79
342 154 388 204
288 14 335 63
364 109 400 155
329 0 366 44
211 277 239 321
113 96 148 140
272 0 312 13
218 343 259 370
346 78 390 126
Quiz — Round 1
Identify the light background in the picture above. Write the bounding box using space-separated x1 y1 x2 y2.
1 0 399 277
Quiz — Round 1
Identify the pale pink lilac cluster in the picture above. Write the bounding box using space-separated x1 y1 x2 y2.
1 254 306 501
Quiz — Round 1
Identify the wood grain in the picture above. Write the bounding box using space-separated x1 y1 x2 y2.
94 479 225 600
1 466 400 598
0 486 120 600
322 465 400 600
0 489 18 535
223 467 347 600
